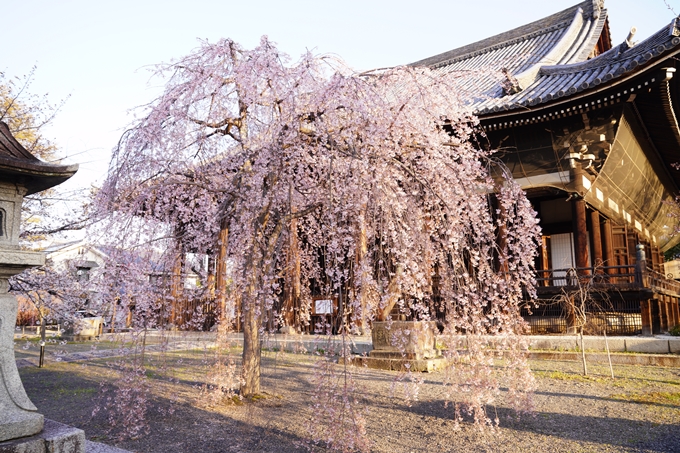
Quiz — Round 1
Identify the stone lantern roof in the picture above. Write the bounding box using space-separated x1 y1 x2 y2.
0 121 78 194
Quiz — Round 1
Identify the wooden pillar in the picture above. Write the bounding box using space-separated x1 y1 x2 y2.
674 297 680 328
669 296 677 329
601 218 615 281
667 297 675 329
589 210 603 272
540 236 550 287
640 299 653 336
650 244 662 274
668 296 675 328
651 299 661 334
572 198 590 273
661 296 669 332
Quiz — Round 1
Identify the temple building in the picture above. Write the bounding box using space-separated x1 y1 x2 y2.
412 0 680 335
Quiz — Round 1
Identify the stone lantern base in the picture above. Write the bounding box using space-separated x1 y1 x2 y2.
0 291 44 442
0 419 84 453
0 420 133 453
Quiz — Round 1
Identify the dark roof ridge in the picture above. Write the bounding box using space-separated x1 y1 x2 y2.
538 16 680 76
0 122 40 161
428 21 575 70
0 121 78 194
410 1 595 68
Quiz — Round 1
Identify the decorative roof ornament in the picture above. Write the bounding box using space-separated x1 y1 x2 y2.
501 68 521 95
670 17 680 37
591 0 605 19
625 26 638 48
616 26 637 56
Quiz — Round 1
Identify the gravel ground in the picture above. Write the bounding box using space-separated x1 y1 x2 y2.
14 340 680 453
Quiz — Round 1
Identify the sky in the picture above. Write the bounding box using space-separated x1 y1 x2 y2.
2 0 678 193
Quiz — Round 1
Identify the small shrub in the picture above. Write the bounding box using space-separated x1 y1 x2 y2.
669 325 680 336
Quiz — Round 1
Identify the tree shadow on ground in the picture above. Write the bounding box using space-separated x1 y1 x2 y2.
19 362 313 453
405 399 679 452
533 388 680 410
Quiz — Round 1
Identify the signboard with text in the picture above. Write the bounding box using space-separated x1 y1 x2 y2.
312 297 338 315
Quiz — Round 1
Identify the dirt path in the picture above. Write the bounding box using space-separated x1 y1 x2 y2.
14 339 680 453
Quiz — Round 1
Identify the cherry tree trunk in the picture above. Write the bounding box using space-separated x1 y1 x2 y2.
241 294 261 396
355 211 369 333
376 266 403 321
169 248 184 328
282 215 300 328
215 220 229 331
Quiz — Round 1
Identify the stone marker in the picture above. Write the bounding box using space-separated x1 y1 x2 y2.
357 321 444 372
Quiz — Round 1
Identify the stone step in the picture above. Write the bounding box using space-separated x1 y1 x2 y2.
0 420 131 453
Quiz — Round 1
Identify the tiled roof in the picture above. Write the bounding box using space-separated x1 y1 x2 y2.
410 0 680 116
411 0 609 108
475 16 680 115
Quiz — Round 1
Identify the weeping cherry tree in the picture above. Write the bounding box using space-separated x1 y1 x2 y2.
97 36 540 415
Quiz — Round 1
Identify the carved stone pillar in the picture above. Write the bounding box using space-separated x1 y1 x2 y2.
0 273 43 441
0 185 48 441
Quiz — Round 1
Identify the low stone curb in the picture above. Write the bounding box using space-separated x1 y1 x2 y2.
527 335 680 354
528 351 680 367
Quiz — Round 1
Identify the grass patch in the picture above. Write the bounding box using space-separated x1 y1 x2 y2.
533 370 611 383
58 386 97 397
534 370 585 381
610 391 680 405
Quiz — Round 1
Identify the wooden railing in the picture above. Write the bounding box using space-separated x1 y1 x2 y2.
645 266 680 295
536 264 680 297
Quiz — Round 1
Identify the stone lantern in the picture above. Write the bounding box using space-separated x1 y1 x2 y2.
0 122 78 444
